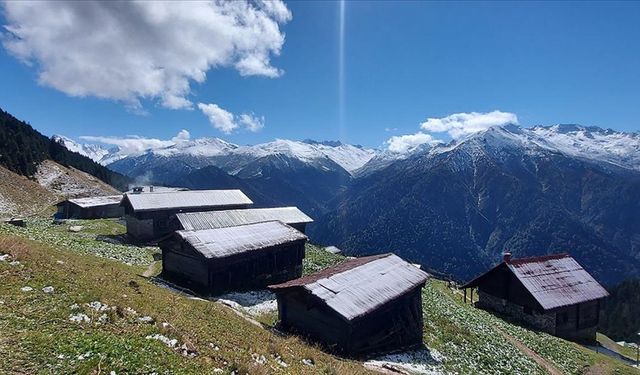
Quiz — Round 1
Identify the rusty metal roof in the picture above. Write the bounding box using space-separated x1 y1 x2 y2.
463 253 609 310
270 253 429 321
122 190 252 212
507 254 609 310
174 207 312 231
176 220 307 259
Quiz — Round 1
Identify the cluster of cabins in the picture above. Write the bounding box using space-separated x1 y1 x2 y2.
55 188 611 356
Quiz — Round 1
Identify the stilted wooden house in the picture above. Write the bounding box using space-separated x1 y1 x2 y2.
461 253 609 342
269 253 429 356
159 220 307 295
121 189 252 241
56 195 124 219
170 207 313 233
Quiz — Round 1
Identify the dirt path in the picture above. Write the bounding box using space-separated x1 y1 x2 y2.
496 328 563 375
142 261 158 278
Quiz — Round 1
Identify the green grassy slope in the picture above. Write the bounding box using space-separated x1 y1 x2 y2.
1 218 638 374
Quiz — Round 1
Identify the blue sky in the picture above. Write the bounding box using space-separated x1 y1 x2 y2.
1 1 639 149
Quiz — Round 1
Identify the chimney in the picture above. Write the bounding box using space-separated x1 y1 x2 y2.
503 251 512 263
150 186 154 193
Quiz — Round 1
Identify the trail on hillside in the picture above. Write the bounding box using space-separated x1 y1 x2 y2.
496 328 563 375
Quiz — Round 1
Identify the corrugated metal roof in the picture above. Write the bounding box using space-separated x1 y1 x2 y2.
174 207 312 231
123 190 252 212
506 254 609 310
270 254 428 321
62 195 123 208
176 220 307 259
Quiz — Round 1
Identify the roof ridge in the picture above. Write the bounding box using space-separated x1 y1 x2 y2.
508 252 570 265
269 253 394 289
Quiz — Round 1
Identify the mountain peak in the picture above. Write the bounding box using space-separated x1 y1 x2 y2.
302 139 344 147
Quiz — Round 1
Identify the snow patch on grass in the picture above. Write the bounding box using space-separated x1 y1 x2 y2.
216 289 277 316
365 348 445 375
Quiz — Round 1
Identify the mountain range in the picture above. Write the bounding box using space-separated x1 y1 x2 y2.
58 124 640 285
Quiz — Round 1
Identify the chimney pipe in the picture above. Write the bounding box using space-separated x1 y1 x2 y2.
503 252 512 263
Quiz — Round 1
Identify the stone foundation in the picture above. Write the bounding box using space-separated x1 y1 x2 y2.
476 291 556 334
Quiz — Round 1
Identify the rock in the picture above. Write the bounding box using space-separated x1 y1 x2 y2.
302 359 315 366
4 218 26 227
0 254 10 261
69 313 91 323
9 261 20 266
20 286 33 292
42 286 55 294
68 226 83 232
138 316 154 324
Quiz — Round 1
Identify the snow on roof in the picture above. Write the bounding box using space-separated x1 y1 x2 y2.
61 195 123 208
174 207 313 231
123 190 252 212
176 220 307 259
507 254 609 310
270 253 428 321
462 253 609 310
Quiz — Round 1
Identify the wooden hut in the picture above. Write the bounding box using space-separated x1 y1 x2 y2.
461 253 609 342
121 189 252 242
56 195 124 219
159 221 307 295
169 207 313 233
269 253 429 356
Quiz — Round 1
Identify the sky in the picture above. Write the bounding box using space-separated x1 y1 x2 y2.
0 1 639 150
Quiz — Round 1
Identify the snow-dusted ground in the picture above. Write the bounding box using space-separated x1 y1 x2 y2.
0 192 17 215
364 348 445 375
216 290 277 316
34 160 115 197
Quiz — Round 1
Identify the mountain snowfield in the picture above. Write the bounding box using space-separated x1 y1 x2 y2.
54 134 378 175
56 124 640 178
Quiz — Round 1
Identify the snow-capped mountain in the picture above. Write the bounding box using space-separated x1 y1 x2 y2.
384 124 640 173
312 123 640 286
52 135 113 164
231 139 376 173
152 137 238 157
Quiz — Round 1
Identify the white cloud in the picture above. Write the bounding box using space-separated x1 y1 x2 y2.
420 111 518 139
172 129 191 142
385 132 441 154
198 103 265 134
198 103 238 134
1 1 290 110
239 113 265 132
80 129 189 154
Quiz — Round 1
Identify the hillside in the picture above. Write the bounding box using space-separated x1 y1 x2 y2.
599 279 640 342
1 218 637 374
0 108 130 191
0 165 59 217
35 160 121 198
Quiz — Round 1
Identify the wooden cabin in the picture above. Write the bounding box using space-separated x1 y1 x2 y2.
269 253 429 356
170 207 313 234
461 253 609 342
159 221 307 295
56 195 124 219
121 189 252 242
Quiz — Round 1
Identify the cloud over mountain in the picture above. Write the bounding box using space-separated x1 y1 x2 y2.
420 111 518 139
1 1 291 111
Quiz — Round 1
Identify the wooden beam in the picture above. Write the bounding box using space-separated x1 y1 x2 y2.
464 288 467 304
